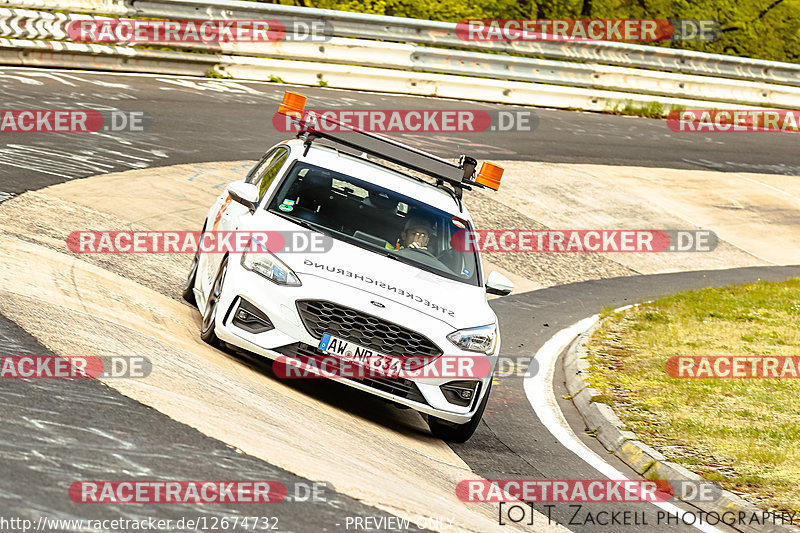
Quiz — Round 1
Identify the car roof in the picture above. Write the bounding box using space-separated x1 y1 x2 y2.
282 139 470 218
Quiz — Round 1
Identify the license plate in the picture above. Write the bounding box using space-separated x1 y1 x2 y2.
318 333 403 375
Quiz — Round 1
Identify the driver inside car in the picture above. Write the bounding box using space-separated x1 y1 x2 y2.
386 217 434 250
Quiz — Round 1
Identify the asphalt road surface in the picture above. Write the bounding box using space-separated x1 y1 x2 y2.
0 314 429 532
1 67 799 200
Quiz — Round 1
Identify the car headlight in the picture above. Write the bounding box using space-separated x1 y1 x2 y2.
241 249 301 286
447 323 497 354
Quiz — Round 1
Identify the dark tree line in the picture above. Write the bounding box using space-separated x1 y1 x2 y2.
271 0 800 64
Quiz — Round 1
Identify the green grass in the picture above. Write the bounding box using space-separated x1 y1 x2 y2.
608 100 676 118
205 68 233 79
585 279 800 514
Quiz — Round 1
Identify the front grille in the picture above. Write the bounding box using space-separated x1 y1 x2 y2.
295 300 442 358
274 343 427 404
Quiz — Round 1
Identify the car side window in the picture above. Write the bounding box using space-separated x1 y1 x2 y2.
246 147 289 200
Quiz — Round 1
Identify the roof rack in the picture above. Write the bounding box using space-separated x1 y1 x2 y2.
276 91 503 202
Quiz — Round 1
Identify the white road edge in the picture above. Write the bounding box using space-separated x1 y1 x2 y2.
523 313 724 533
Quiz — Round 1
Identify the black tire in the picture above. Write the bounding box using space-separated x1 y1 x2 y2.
182 251 200 306
182 221 207 306
427 381 492 443
200 256 228 346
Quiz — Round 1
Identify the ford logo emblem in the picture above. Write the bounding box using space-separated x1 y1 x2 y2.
370 301 385 308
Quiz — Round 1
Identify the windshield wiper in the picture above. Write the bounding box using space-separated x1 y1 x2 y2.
370 247 405 263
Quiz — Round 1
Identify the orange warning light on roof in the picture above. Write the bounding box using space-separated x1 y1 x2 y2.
475 161 503 191
278 91 307 119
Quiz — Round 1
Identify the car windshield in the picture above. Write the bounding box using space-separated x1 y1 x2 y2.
267 161 480 286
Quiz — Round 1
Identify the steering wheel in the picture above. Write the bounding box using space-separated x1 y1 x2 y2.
404 246 437 257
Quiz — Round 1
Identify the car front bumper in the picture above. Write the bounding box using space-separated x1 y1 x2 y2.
207 262 499 425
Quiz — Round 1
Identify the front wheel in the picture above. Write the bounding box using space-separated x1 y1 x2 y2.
182 251 200 306
182 221 207 306
200 256 228 346
427 381 492 442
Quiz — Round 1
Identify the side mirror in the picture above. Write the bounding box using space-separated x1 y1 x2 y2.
486 271 514 296
227 182 260 214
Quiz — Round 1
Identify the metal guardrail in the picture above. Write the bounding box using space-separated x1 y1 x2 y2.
104 0 800 87
1 0 798 112
5 35 755 115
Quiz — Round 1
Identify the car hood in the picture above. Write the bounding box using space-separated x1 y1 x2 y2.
249 218 495 330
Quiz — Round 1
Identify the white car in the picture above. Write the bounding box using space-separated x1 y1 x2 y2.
183 93 514 442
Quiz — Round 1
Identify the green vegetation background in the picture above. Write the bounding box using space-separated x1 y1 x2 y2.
264 0 800 64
